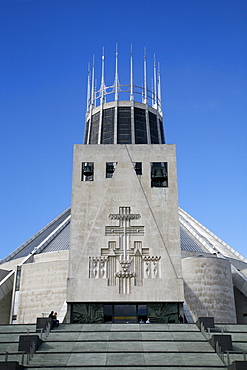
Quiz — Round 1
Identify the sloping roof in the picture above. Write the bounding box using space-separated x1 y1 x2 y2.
179 208 247 263
1 207 246 265
0 208 71 264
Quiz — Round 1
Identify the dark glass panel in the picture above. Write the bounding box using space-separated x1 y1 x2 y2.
114 304 137 323
117 107 131 144
138 304 146 315
89 112 100 144
159 119 165 144
138 304 147 322
84 120 89 144
149 111 159 144
134 107 147 144
104 304 113 323
101 107 115 144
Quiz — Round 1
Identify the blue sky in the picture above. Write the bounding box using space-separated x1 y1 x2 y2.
0 0 246 260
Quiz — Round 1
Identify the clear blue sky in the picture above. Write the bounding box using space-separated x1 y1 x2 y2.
0 0 246 260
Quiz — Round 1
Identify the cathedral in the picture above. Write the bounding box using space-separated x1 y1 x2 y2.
1 49 247 326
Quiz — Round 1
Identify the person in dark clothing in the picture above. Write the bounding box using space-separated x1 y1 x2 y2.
178 314 184 323
52 312 59 327
48 311 54 318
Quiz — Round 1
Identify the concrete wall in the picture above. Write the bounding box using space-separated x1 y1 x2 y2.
182 256 237 323
0 257 26 271
0 290 12 324
234 286 247 324
68 144 184 303
16 251 69 324
0 269 11 280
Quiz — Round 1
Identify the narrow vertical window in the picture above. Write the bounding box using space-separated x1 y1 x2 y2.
81 162 94 181
106 162 117 178
151 162 168 187
134 162 142 175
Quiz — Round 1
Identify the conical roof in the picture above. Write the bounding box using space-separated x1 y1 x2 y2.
1 207 245 265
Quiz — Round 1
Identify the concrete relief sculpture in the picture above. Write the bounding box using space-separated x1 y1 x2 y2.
89 207 161 294
89 257 108 279
143 256 161 279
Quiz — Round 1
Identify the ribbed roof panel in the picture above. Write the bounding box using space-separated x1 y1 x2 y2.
0 208 71 264
39 223 70 253
180 226 206 252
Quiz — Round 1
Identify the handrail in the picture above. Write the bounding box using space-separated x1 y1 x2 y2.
207 327 225 336
1 326 46 366
2 351 28 366
36 327 44 340
199 324 226 365
226 350 247 365
215 341 225 364
45 322 51 338
199 322 226 340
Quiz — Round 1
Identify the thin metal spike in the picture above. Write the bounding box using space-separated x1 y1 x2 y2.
130 44 134 101
100 47 105 104
153 54 157 108
91 55 95 107
114 43 119 101
143 47 147 104
157 62 162 114
86 62 91 113
151 77 154 106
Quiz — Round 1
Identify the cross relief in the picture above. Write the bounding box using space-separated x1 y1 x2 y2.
89 206 161 294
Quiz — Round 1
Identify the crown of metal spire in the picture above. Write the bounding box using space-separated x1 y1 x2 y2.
86 46 163 115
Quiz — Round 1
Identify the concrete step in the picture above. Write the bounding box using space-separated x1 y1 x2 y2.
23 323 227 369
38 340 215 353
27 351 226 368
24 368 226 370
0 323 228 369
0 325 36 333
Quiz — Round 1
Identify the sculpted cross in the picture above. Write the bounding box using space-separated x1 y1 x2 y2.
105 207 144 260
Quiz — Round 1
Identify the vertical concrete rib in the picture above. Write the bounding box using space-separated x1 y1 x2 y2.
131 101 135 144
157 111 162 143
114 102 118 144
145 106 151 144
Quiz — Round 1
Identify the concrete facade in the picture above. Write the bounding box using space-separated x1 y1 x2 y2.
67 144 184 303
234 286 247 324
13 251 68 324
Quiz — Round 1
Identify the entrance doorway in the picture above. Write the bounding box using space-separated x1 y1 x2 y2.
104 304 147 323
70 302 180 323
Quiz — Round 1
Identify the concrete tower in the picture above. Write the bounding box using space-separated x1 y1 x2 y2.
67 48 184 323
2 47 246 326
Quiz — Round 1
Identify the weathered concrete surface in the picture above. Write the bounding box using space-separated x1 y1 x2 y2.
68 144 184 303
182 256 237 323
16 251 69 323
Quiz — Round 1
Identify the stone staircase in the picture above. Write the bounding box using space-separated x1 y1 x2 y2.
0 324 36 367
215 324 247 366
1 323 247 369
0 322 232 369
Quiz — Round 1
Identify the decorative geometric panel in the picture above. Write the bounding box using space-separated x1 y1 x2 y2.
147 303 179 323
89 207 161 294
71 303 104 323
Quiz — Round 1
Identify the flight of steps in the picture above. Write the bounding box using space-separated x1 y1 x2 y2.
0 324 36 367
0 322 231 369
215 324 247 366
